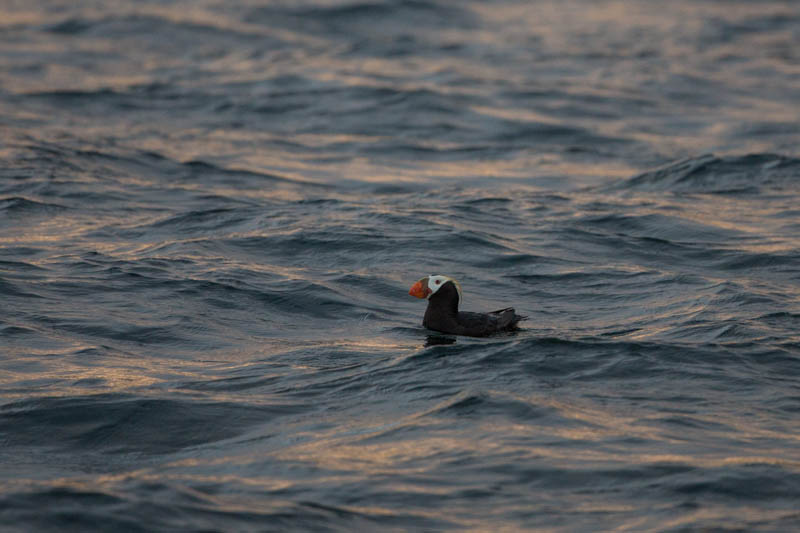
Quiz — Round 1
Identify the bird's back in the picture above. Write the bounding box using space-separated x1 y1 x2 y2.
456 307 525 336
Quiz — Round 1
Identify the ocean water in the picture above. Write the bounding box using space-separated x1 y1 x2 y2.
2 0 800 530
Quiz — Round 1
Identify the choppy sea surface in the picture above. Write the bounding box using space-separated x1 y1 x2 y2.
2 1 800 531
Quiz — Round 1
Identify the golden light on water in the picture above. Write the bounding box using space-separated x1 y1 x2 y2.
2 1 800 530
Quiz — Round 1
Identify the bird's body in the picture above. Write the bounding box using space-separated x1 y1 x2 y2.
409 275 525 337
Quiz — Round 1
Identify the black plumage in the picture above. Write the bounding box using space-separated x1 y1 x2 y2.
421 280 525 337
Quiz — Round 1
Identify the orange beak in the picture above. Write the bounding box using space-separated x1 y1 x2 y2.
408 279 431 299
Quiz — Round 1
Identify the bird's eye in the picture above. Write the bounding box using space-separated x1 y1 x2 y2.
435 279 441 285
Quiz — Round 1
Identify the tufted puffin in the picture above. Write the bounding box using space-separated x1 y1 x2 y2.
408 275 526 337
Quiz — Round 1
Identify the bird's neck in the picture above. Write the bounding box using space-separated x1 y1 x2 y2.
427 291 458 317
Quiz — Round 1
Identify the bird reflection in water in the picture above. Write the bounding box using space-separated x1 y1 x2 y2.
425 335 457 347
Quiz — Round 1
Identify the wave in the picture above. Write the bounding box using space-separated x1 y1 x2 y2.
0 277 45 299
0 394 291 455
0 485 454 532
0 197 67 214
7 141 323 196
609 153 800 194
574 212 743 243
45 13 283 45
248 0 476 33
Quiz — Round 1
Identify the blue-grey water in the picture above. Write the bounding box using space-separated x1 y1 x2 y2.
2 1 800 531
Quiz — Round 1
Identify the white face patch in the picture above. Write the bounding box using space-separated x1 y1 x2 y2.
426 275 462 303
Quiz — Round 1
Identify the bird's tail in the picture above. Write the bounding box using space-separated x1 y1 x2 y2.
492 308 527 329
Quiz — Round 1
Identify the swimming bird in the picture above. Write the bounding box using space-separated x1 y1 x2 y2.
408 275 526 337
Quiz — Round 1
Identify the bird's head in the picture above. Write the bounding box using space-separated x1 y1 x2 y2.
408 275 462 303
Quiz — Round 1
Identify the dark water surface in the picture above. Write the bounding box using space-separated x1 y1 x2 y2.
2 1 800 531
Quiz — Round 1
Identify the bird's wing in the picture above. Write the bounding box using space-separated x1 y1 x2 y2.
456 311 503 336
